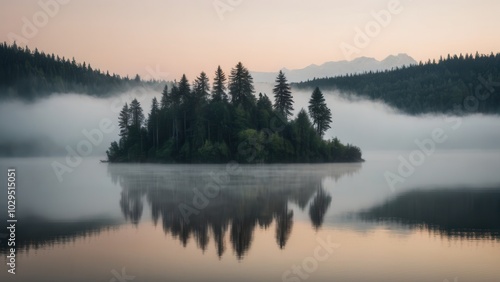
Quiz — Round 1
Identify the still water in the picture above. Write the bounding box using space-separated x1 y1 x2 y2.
1 151 500 282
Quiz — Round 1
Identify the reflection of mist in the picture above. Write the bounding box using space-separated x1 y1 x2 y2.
107 163 361 259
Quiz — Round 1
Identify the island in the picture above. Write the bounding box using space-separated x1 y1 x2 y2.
106 62 363 163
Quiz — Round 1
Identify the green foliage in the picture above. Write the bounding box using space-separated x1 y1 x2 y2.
107 63 363 163
295 52 500 115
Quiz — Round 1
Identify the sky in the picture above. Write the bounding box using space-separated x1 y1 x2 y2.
1 0 499 79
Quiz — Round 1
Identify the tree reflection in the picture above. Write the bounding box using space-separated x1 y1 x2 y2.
359 188 500 240
107 163 361 259
119 190 144 225
276 205 293 249
309 188 332 230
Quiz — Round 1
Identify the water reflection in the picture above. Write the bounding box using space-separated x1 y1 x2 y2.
0 217 119 254
358 187 500 240
108 163 361 259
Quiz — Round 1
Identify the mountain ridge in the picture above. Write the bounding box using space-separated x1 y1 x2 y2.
251 54 417 83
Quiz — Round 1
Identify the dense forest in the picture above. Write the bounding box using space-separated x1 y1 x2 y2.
294 52 500 115
0 42 162 100
106 63 363 163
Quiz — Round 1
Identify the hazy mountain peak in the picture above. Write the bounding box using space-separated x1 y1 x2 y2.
252 54 417 83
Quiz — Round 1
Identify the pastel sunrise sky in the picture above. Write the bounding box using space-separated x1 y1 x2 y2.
1 0 499 79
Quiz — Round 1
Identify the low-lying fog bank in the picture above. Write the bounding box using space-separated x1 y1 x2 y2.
1 84 500 157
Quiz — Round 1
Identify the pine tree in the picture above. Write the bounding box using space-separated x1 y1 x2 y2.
128 98 146 160
273 70 294 120
193 71 210 101
129 98 144 130
212 66 227 102
118 103 130 138
147 97 160 150
178 74 191 104
160 84 170 109
228 62 255 109
308 87 332 137
170 83 181 106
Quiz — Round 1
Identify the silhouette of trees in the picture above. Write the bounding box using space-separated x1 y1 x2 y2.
107 63 362 163
0 42 161 100
296 52 500 115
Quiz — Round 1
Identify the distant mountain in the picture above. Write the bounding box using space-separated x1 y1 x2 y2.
251 54 417 83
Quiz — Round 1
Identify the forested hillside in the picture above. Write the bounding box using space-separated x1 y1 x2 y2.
294 53 500 115
0 42 161 100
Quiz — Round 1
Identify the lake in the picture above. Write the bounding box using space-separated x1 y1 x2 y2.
1 150 499 281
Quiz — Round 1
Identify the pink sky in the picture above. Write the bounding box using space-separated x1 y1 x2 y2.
1 0 499 80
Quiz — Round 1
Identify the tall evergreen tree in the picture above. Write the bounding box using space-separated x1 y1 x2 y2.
170 83 181 106
178 74 191 104
273 70 294 120
160 85 170 109
147 97 160 150
212 66 227 102
127 98 146 160
129 98 145 130
193 71 210 101
308 87 332 137
118 103 130 139
228 62 255 109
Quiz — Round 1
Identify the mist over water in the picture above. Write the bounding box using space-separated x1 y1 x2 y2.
259 82 500 152
1 84 500 157
0 89 160 156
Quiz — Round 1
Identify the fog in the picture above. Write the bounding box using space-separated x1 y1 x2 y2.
1 84 500 157
257 83 500 152
0 88 160 157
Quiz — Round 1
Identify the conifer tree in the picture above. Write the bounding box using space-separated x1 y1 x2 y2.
228 62 255 109
273 70 294 120
212 66 227 102
118 103 130 139
308 87 332 136
193 71 210 101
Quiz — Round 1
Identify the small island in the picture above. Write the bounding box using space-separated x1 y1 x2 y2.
106 62 363 163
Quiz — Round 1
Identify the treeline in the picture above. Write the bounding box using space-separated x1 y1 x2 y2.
294 52 500 115
0 42 161 100
107 63 362 163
